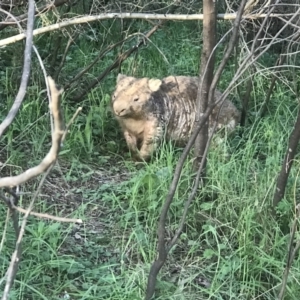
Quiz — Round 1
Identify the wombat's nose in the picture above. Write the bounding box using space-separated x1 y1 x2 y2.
116 108 125 115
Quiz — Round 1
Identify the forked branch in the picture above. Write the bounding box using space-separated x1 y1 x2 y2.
145 1 248 299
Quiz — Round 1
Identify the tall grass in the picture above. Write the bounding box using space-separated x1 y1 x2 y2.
1 19 300 299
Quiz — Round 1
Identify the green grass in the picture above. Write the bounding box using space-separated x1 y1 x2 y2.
1 17 300 300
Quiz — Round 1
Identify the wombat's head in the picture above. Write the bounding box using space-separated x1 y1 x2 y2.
111 74 162 118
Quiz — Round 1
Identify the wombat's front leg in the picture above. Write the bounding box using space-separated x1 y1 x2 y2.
138 124 163 161
123 131 139 159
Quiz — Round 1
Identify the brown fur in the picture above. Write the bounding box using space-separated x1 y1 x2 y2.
111 74 240 161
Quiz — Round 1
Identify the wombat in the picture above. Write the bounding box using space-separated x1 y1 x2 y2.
111 74 240 161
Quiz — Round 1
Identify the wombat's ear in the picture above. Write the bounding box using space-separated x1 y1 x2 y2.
148 79 162 92
117 73 127 83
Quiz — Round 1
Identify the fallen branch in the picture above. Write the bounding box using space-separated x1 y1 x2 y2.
12 205 82 223
0 12 296 47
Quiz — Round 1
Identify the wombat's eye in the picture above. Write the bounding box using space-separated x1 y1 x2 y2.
133 97 139 102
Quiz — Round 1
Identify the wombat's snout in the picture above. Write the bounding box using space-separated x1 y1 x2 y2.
117 108 126 115
114 105 126 116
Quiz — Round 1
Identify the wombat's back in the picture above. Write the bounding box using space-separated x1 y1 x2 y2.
157 76 240 144
158 76 198 144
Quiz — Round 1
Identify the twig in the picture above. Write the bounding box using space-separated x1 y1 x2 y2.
218 3 300 110
0 209 10 252
61 107 82 142
49 2 73 79
240 70 254 127
12 205 82 223
0 12 296 47
54 31 79 82
0 0 35 138
259 53 286 118
5 187 21 239
33 44 54 133
2 166 52 300
72 21 163 102
0 0 68 30
278 204 300 300
64 34 138 90
168 119 219 250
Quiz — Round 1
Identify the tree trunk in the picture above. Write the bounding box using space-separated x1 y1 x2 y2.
193 0 216 173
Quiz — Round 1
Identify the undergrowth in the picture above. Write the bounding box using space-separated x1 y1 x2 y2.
1 18 300 300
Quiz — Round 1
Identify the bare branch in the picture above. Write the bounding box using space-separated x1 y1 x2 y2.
61 107 82 141
2 167 52 300
0 77 65 188
0 7 55 134
217 3 300 111
12 205 82 223
0 75 78 299
0 12 296 47
145 0 247 300
64 34 139 90
0 209 10 252
54 32 79 82
278 204 300 299
145 2 249 299
0 0 35 138
72 21 163 102
259 52 286 117
273 105 300 207
193 0 216 172
168 118 219 250
0 0 69 30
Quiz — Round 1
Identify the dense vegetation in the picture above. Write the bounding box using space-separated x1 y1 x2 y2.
1 2 300 299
